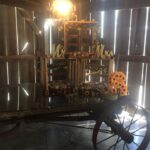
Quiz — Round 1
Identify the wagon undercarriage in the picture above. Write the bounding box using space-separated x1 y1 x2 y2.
0 96 150 150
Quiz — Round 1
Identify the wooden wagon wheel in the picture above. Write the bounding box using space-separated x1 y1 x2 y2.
92 97 150 150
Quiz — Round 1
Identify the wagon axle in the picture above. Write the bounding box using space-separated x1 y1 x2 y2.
105 116 134 144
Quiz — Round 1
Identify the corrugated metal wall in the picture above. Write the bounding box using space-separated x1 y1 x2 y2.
0 2 150 110
92 7 150 109
0 5 37 111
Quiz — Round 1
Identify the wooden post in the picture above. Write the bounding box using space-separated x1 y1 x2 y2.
45 57 49 95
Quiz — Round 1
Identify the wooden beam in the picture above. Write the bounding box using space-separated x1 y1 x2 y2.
82 0 150 11
0 0 49 11
116 55 150 63
0 55 37 61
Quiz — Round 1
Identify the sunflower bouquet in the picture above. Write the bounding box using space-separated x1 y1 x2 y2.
108 72 128 96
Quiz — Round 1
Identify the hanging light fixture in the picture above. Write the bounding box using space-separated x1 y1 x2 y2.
51 0 75 19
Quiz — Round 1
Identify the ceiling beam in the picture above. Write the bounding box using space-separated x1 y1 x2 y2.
1 0 150 12
83 0 150 11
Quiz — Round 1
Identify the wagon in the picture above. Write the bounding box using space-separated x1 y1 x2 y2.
0 15 150 150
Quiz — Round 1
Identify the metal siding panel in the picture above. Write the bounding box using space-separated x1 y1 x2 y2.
9 60 19 85
127 62 143 104
0 5 6 56
116 10 130 55
145 64 150 109
7 7 17 55
103 10 115 51
146 12 150 56
129 9 138 55
131 8 146 55
20 60 35 83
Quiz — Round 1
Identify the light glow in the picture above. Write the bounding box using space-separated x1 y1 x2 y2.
127 9 133 55
44 19 54 31
143 7 149 56
120 110 129 118
126 62 129 84
22 87 29 97
21 42 29 52
100 11 105 38
49 97 52 103
143 64 148 108
7 92 10 102
114 10 119 54
138 85 143 107
52 0 73 18
6 62 10 85
39 30 42 34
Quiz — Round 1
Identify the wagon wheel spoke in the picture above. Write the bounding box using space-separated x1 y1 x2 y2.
99 129 112 134
132 134 144 137
97 134 116 144
123 142 126 150
127 107 138 131
122 105 128 125
132 141 140 147
132 125 146 134
113 137 120 150
116 114 121 124
126 143 129 150
106 138 122 150
125 115 144 129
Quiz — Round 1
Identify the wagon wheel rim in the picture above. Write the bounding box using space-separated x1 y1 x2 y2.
93 100 150 150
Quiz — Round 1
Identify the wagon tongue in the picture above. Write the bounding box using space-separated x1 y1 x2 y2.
105 116 134 144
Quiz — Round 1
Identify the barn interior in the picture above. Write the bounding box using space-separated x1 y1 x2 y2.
0 0 150 150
